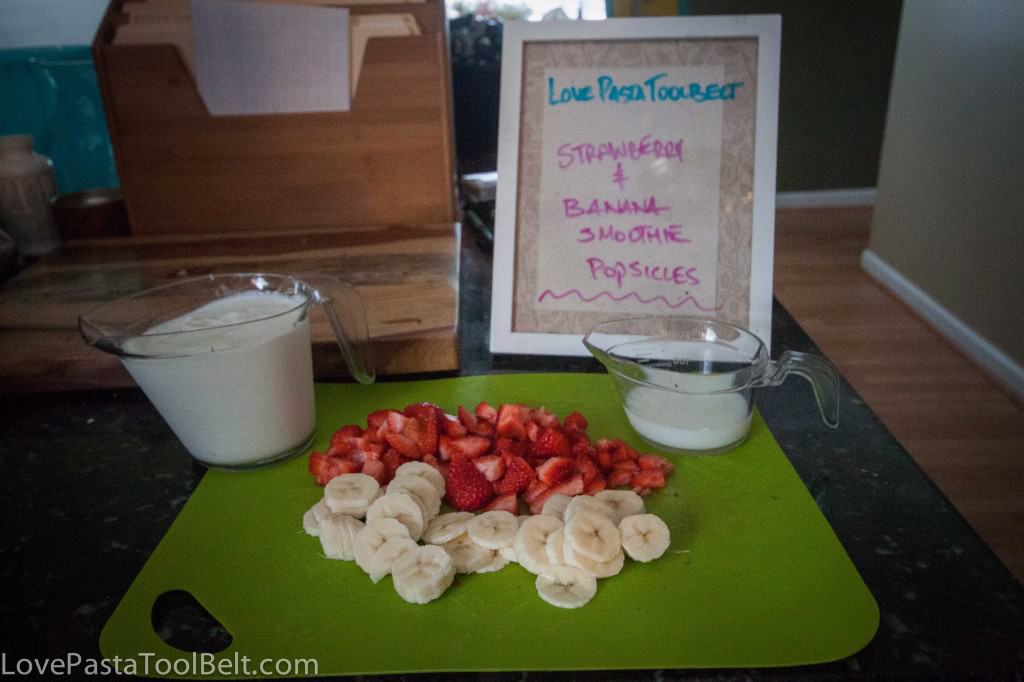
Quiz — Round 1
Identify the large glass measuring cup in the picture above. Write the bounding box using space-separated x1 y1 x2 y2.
80 273 374 469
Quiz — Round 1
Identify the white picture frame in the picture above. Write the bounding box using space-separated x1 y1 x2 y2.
489 15 781 356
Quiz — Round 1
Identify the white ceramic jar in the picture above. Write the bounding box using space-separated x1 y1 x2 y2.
0 135 60 256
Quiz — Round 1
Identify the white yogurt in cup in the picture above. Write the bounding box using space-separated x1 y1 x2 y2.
81 273 374 469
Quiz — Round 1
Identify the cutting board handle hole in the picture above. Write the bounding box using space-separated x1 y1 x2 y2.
151 589 233 653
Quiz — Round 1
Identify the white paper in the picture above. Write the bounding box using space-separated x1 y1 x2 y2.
191 0 350 116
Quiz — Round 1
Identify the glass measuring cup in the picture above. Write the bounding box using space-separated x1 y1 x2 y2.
583 316 838 455
80 273 374 469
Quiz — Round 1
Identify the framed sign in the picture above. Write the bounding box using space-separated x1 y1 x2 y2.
490 16 781 355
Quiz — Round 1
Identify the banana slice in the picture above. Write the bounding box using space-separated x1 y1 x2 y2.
302 498 331 536
319 512 365 560
324 473 381 517
499 545 518 563
353 517 411 573
368 536 418 583
388 475 442 521
392 545 456 604
443 533 494 573
594 490 646 525
514 515 564 575
467 510 518 550
540 494 572 521
563 494 615 522
423 512 474 545
475 550 509 574
563 540 625 578
535 565 598 609
564 510 621 563
365 492 425 541
544 527 566 566
394 461 446 497
619 513 671 562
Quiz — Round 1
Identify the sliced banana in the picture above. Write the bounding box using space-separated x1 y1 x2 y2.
544 527 566 566
563 494 615 522
474 550 510 574
540 494 572 521
394 461 446 497
564 510 621 563
514 515 564 575
324 473 381 517
422 512 474 545
319 512 365 560
499 545 518 563
365 492 425 541
619 513 671 562
594 490 646 525
563 540 625 578
443 533 495 573
302 498 331 536
392 545 456 605
535 565 598 609
388 475 442 520
367 536 418 583
467 510 519 550
353 517 411 573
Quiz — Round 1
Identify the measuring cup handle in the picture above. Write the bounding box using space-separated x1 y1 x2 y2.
763 351 840 428
302 275 375 385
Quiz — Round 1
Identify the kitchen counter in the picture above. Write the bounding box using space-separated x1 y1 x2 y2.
1 231 1022 680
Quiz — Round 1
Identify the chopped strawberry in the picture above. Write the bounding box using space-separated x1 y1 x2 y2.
326 425 363 456
308 452 359 486
495 404 528 439
384 432 420 459
535 456 574 485
570 439 596 461
595 446 613 471
438 435 492 461
532 407 561 428
381 449 403 479
525 421 540 443
563 410 588 432
612 460 640 476
574 455 601 485
473 454 506 482
494 455 535 495
440 413 468 438
362 441 385 461
475 401 497 424
472 420 495 436
527 474 584 514
422 452 441 469
484 493 519 514
361 458 388 485
584 477 607 494
386 410 409 434
444 457 495 511
404 403 441 455
530 427 571 459
607 469 634 488
493 437 527 458
366 409 391 430
522 478 549 505
457 405 478 431
632 468 666 490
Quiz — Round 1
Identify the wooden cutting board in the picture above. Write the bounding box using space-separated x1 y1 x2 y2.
0 224 459 392
100 374 878 676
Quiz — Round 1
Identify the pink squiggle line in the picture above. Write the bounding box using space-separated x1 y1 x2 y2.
538 288 722 311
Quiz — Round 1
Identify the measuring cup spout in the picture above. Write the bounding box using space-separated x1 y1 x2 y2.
762 351 839 428
303 275 375 385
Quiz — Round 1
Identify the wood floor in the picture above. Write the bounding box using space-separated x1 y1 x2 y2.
773 207 1024 583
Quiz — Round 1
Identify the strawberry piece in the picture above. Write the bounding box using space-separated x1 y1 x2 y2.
457 405 478 431
530 427 571 459
527 474 584 514
484 493 519 514
404 403 442 455
386 410 410 434
441 414 468 438
384 432 421 459
444 457 495 511
595 446 613 471
608 468 634 488
496 404 528 439
475 401 497 424
532 407 561 429
525 421 540 443
381 449 403 479
361 458 388 485
536 456 574 485
612 460 640 476
574 455 601 485
473 454 506 482
584 477 607 494
308 452 359 486
366 409 390 429
326 425 363 456
632 468 666 490
494 455 535 495
563 410 588 432
438 435 492 461
494 437 527 458
522 478 549 505
570 439 596 461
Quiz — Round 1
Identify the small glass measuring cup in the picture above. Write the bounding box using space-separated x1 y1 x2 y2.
583 316 838 455
80 273 374 469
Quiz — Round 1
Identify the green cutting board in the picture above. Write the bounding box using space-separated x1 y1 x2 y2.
101 374 878 676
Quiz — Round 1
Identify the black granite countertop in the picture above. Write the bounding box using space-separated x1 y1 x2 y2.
1 230 1022 680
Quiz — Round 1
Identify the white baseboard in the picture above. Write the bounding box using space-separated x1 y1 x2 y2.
861 249 1024 403
776 188 877 209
